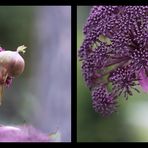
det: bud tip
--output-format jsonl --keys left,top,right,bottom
{"left": 17, "top": 45, "right": 27, "bottom": 54}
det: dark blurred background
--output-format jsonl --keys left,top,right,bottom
{"left": 0, "top": 6, "right": 71, "bottom": 142}
{"left": 77, "top": 6, "right": 148, "bottom": 142}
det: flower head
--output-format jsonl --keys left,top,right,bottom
{"left": 92, "top": 85, "right": 117, "bottom": 116}
{"left": 109, "top": 65, "right": 140, "bottom": 99}
{"left": 78, "top": 6, "right": 148, "bottom": 116}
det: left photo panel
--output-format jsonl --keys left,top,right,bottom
{"left": 0, "top": 6, "right": 71, "bottom": 142}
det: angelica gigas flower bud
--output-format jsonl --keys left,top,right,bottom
{"left": 0, "top": 45, "right": 26, "bottom": 77}
{"left": 0, "top": 45, "right": 26, "bottom": 105}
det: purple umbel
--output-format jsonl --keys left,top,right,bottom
{"left": 92, "top": 85, "right": 117, "bottom": 116}
{"left": 78, "top": 6, "right": 148, "bottom": 116}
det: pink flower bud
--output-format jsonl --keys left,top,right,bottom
{"left": 0, "top": 50, "right": 25, "bottom": 77}
{"left": 0, "top": 45, "right": 26, "bottom": 105}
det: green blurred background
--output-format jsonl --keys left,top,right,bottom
{"left": 0, "top": 6, "right": 71, "bottom": 142}
{"left": 77, "top": 6, "right": 148, "bottom": 142}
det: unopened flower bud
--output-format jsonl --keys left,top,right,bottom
{"left": 0, "top": 45, "right": 26, "bottom": 105}
{"left": 0, "top": 45, "right": 26, "bottom": 77}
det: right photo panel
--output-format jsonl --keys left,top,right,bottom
{"left": 77, "top": 6, "right": 148, "bottom": 142}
